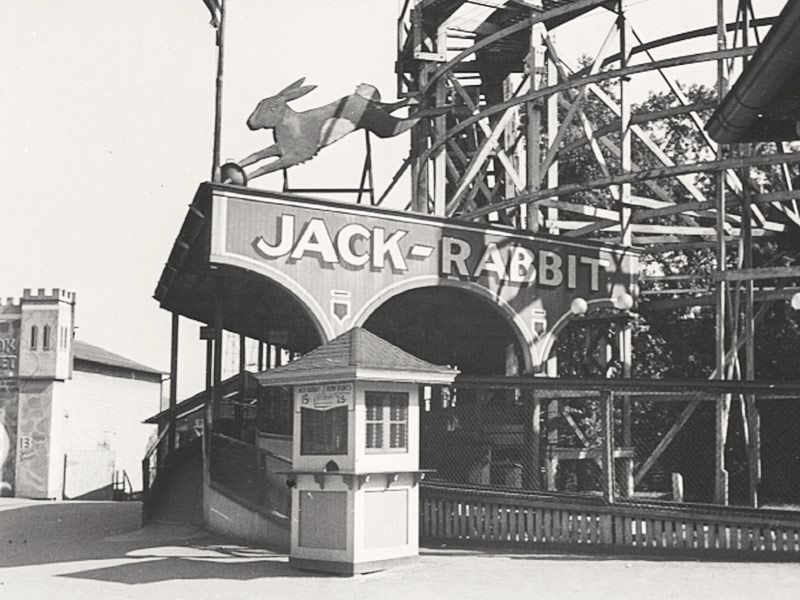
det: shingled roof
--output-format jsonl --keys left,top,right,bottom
{"left": 254, "top": 328, "right": 457, "bottom": 386}
{"left": 73, "top": 340, "right": 163, "bottom": 377}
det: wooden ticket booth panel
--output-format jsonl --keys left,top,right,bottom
{"left": 255, "top": 328, "right": 457, "bottom": 575}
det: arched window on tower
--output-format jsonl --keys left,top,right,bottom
{"left": 30, "top": 325, "right": 38, "bottom": 350}
{"left": 43, "top": 325, "right": 51, "bottom": 350}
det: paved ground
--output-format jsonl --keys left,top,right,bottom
{"left": 1, "top": 498, "right": 798, "bottom": 600}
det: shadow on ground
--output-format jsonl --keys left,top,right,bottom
{"left": 59, "top": 545, "right": 326, "bottom": 584}
{"left": 421, "top": 543, "right": 800, "bottom": 564}
{"left": 0, "top": 500, "right": 340, "bottom": 585}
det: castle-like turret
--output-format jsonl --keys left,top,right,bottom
{"left": 18, "top": 288, "right": 76, "bottom": 381}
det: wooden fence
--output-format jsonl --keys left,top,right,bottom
{"left": 420, "top": 482, "right": 800, "bottom": 556}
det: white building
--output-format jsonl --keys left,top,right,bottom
{"left": 0, "top": 289, "right": 163, "bottom": 499}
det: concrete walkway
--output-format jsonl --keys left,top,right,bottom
{"left": 1, "top": 498, "right": 798, "bottom": 600}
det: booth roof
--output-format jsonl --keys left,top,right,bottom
{"left": 253, "top": 327, "right": 457, "bottom": 385}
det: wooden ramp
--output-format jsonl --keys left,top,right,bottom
{"left": 142, "top": 438, "right": 204, "bottom": 525}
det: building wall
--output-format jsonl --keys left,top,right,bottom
{"left": 47, "top": 381, "right": 68, "bottom": 499}
{"left": 15, "top": 380, "right": 55, "bottom": 498}
{"left": 64, "top": 369, "right": 160, "bottom": 492}
{"left": 0, "top": 386, "right": 18, "bottom": 496}
{"left": 0, "top": 303, "right": 21, "bottom": 496}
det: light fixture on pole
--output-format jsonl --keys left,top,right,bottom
{"left": 791, "top": 292, "right": 800, "bottom": 310}
{"left": 570, "top": 297, "right": 588, "bottom": 315}
{"left": 613, "top": 292, "right": 635, "bottom": 311}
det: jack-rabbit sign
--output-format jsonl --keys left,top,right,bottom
{"left": 229, "top": 79, "right": 450, "bottom": 182}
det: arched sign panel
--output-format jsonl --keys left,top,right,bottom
{"left": 209, "top": 189, "right": 639, "bottom": 368}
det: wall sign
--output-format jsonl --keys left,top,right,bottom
{"left": 295, "top": 383, "right": 354, "bottom": 412}
{"left": 210, "top": 189, "right": 639, "bottom": 369}
{"left": 0, "top": 320, "right": 20, "bottom": 379}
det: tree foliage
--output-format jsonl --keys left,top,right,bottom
{"left": 556, "top": 78, "right": 800, "bottom": 380}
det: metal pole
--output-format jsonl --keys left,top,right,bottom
{"left": 618, "top": 1, "right": 632, "bottom": 247}
{"left": 526, "top": 21, "right": 543, "bottom": 231}
{"left": 602, "top": 390, "right": 616, "bottom": 504}
{"left": 211, "top": 0, "right": 227, "bottom": 181}
{"left": 714, "top": 0, "right": 730, "bottom": 506}
{"left": 168, "top": 312, "right": 179, "bottom": 453}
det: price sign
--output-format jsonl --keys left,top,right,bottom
{"left": 295, "top": 382, "right": 354, "bottom": 411}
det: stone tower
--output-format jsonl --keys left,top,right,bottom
{"left": 14, "top": 289, "right": 76, "bottom": 498}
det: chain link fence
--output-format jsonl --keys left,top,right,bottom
{"left": 420, "top": 380, "right": 800, "bottom": 510}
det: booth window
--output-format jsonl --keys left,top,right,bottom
{"left": 365, "top": 392, "right": 408, "bottom": 452}
{"left": 300, "top": 406, "right": 347, "bottom": 455}
{"left": 30, "top": 325, "right": 38, "bottom": 350}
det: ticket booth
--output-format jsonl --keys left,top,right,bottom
{"left": 255, "top": 328, "right": 457, "bottom": 575}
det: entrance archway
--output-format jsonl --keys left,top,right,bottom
{"left": 360, "top": 285, "right": 527, "bottom": 376}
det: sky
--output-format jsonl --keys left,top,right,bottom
{"left": 0, "top": 0, "right": 788, "bottom": 399}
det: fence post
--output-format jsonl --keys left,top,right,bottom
{"left": 715, "top": 393, "right": 730, "bottom": 505}
{"left": 546, "top": 399, "right": 559, "bottom": 491}
{"left": 672, "top": 472, "right": 684, "bottom": 502}
{"left": 602, "top": 390, "right": 615, "bottom": 504}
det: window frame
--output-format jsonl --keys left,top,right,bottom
{"left": 299, "top": 405, "right": 348, "bottom": 456}
{"left": 364, "top": 391, "right": 409, "bottom": 454}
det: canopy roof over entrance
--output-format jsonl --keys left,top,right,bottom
{"left": 155, "top": 183, "right": 637, "bottom": 373}
{"left": 707, "top": 1, "right": 800, "bottom": 143}
{"left": 154, "top": 184, "right": 325, "bottom": 353}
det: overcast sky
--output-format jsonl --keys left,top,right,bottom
{"left": 0, "top": 0, "right": 787, "bottom": 397}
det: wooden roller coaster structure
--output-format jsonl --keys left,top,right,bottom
{"left": 384, "top": 0, "right": 800, "bottom": 507}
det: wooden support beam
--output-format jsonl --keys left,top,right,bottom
{"left": 633, "top": 300, "right": 774, "bottom": 486}
{"left": 538, "top": 22, "right": 618, "bottom": 179}
{"left": 546, "top": 398, "right": 559, "bottom": 491}
{"left": 558, "top": 222, "right": 721, "bottom": 236}
{"left": 526, "top": 21, "right": 545, "bottom": 230}
{"left": 711, "top": 266, "right": 800, "bottom": 282}
{"left": 546, "top": 49, "right": 559, "bottom": 233}
{"left": 447, "top": 74, "right": 526, "bottom": 192}
{"left": 523, "top": 395, "right": 542, "bottom": 491}
{"left": 715, "top": 393, "right": 731, "bottom": 505}
{"left": 447, "top": 107, "right": 517, "bottom": 215}
{"left": 588, "top": 82, "right": 710, "bottom": 206}
{"left": 463, "top": 150, "right": 800, "bottom": 220}
{"left": 416, "top": 46, "right": 756, "bottom": 170}
{"left": 601, "top": 390, "right": 615, "bottom": 503}
{"left": 533, "top": 198, "right": 619, "bottom": 221}
{"left": 213, "top": 306, "right": 223, "bottom": 424}
{"left": 168, "top": 312, "right": 179, "bottom": 454}
{"left": 446, "top": 140, "right": 494, "bottom": 201}
{"left": 558, "top": 101, "right": 718, "bottom": 156}
{"left": 562, "top": 409, "right": 591, "bottom": 447}
{"left": 417, "top": 0, "right": 613, "bottom": 97}
{"left": 550, "top": 447, "right": 635, "bottom": 460}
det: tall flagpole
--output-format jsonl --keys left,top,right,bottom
{"left": 211, "top": 0, "right": 226, "bottom": 182}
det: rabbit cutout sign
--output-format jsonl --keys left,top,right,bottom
{"left": 228, "top": 79, "right": 450, "bottom": 182}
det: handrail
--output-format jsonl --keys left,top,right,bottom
{"left": 143, "top": 423, "right": 171, "bottom": 462}
{"left": 211, "top": 431, "right": 291, "bottom": 466}
{"left": 141, "top": 423, "right": 172, "bottom": 505}
{"left": 421, "top": 481, "right": 800, "bottom": 529}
